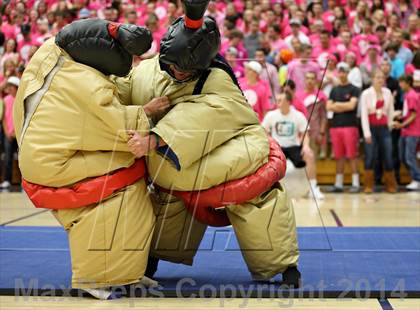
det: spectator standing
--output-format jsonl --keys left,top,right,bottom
{"left": 287, "top": 44, "right": 320, "bottom": 93}
{"left": 345, "top": 52, "right": 363, "bottom": 89}
{"left": 360, "top": 45, "right": 383, "bottom": 88}
{"left": 244, "top": 18, "right": 262, "bottom": 59}
{"left": 312, "top": 30, "right": 338, "bottom": 69}
{"left": 360, "top": 70, "right": 397, "bottom": 193}
{"left": 375, "top": 60, "right": 405, "bottom": 184}
{"left": 295, "top": 71, "right": 328, "bottom": 159}
{"left": 392, "top": 29, "right": 414, "bottom": 65}
{"left": 0, "top": 77, "right": 19, "bottom": 191}
{"left": 225, "top": 47, "right": 244, "bottom": 79}
{"left": 239, "top": 61, "right": 271, "bottom": 122}
{"left": 327, "top": 62, "right": 361, "bottom": 193}
{"left": 285, "top": 18, "right": 310, "bottom": 49}
{"left": 385, "top": 43, "right": 406, "bottom": 80}
{"left": 255, "top": 48, "right": 280, "bottom": 106}
{"left": 395, "top": 75, "right": 420, "bottom": 190}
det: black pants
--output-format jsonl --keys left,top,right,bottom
{"left": 3, "top": 136, "right": 17, "bottom": 183}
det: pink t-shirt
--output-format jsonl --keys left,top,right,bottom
{"left": 17, "top": 36, "right": 38, "bottom": 62}
{"left": 231, "top": 64, "right": 244, "bottom": 79}
{"left": 295, "top": 89, "right": 327, "bottom": 137}
{"left": 292, "top": 97, "right": 308, "bottom": 119}
{"left": 401, "top": 89, "right": 420, "bottom": 137}
{"left": 352, "top": 34, "right": 380, "bottom": 57}
{"left": 1, "top": 23, "right": 17, "bottom": 40}
{"left": 3, "top": 95, "right": 15, "bottom": 137}
{"left": 287, "top": 60, "right": 321, "bottom": 92}
{"left": 312, "top": 45, "right": 338, "bottom": 68}
{"left": 239, "top": 77, "right": 271, "bottom": 121}
{"left": 322, "top": 11, "right": 335, "bottom": 33}
{"left": 282, "top": 25, "right": 309, "bottom": 38}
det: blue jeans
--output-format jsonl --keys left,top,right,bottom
{"left": 364, "top": 126, "right": 393, "bottom": 171}
{"left": 399, "top": 136, "right": 420, "bottom": 182}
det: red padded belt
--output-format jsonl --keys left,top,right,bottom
{"left": 160, "top": 138, "right": 287, "bottom": 226}
{"left": 22, "top": 159, "right": 146, "bottom": 209}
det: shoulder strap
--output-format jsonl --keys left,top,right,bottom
{"left": 192, "top": 69, "right": 211, "bottom": 95}
{"left": 192, "top": 53, "right": 243, "bottom": 95}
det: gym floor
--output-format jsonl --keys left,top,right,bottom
{"left": 0, "top": 185, "right": 419, "bottom": 309}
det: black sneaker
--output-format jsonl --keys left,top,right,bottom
{"left": 348, "top": 186, "right": 360, "bottom": 193}
{"left": 144, "top": 256, "right": 159, "bottom": 278}
{"left": 281, "top": 266, "right": 301, "bottom": 288}
{"left": 329, "top": 186, "right": 344, "bottom": 193}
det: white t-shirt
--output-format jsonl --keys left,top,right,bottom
{"left": 262, "top": 107, "right": 308, "bottom": 148}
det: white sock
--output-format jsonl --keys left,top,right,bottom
{"left": 352, "top": 174, "right": 360, "bottom": 188}
{"left": 335, "top": 174, "right": 343, "bottom": 188}
{"left": 310, "top": 179, "right": 317, "bottom": 190}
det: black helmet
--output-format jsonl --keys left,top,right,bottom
{"left": 56, "top": 19, "right": 152, "bottom": 76}
{"left": 159, "top": 0, "right": 220, "bottom": 73}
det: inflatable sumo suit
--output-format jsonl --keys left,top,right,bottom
{"left": 116, "top": 0, "right": 299, "bottom": 281}
{"left": 13, "top": 19, "right": 156, "bottom": 289}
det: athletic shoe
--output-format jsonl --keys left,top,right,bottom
{"left": 306, "top": 186, "right": 325, "bottom": 200}
{"left": 282, "top": 266, "right": 301, "bottom": 288}
{"left": 83, "top": 288, "right": 122, "bottom": 300}
{"left": 348, "top": 186, "right": 360, "bottom": 193}
{"left": 406, "top": 181, "right": 420, "bottom": 191}
{"left": 0, "top": 181, "right": 11, "bottom": 189}
{"left": 329, "top": 186, "right": 343, "bottom": 193}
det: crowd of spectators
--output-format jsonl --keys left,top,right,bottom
{"left": 0, "top": 0, "right": 419, "bottom": 195}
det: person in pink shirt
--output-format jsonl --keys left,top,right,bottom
{"left": 360, "top": 45, "right": 383, "bottom": 88}
{"left": 236, "top": 9, "right": 253, "bottom": 35}
{"left": 284, "top": 79, "right": 308, "bottom": 118}
{"left": 407, "top": 14, "right": 420, "bottom": 51}
{"left": 255, "top": 48, "right": 281, "bottom": 106}
{"left": 309, "top": 2, "right": 326, "bottom": 31}
{"left": 225, "top": 47, "right": 244, "bottom": 79}
{"left": 239, "top": 61, "right": 271, "bottom": 122}
{"left": 394, "top": 75, "right": 420, "bottom": 190}
{"left": 220, "top": 29, "right": 248, "bottom": 65}
{"left": 287, "top": 44, "right": 321, "bottom": 93}
{"left": 312, "top": 30, "right": 338, "bottom": 68}
{"left": 349, "top": 1, "right": 368, "bottom": 34}
{"left": 375, "top": 25, "right": 389, "bottom": 50}
{"left": 33, "top": 18, "right": 52, "bottom": 46}
{"left": 142, "top": 13, "right": 165, "bottom": 58}
{"left": 0, "top": 38, "right": 19, "bottom": 75}
{"left": 206, "top": 1, "right": 225, "bottom": 28}
{"left": 335, "top": 31, "right": 360, "bottom": 64}
{"left": 16, "top": 24, "right": 38, "bottom": 63}
{"left": 1, "top": 12, "right": 19, "bottom": 40}
{"left": 283, "top": 18, "right": 310, "bottom": 41}
{"left": 345, "top": 0, "right": 359, "bottom": 18}
{"left": 352, "top": 19, "right": 380, "bottom": 59}
{"left": 266, "top": 24, "right": 288, "bottom": 54}
{"left": 295, "top": 71, "right": 328, "bottom": 159}
{"left": 0, "top": 76, "right": 19, "bottom": 190}
{"left": 322, "top": 0, "right": 337, "bottom": 33}
{"left": 308, "top": 19, "right": 324, "bottom": 46}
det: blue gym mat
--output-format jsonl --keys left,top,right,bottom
{"left": 1, "top": 226, "right": 419, "bottom": 298}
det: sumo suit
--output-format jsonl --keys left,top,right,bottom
{"left": 117, "top": 0, "right": 300, "bottom": 284}
{"left": 13, "top": 19, "right": 156, "bottom": 290}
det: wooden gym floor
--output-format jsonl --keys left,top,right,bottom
{"left": 0, "top": 187, "right": 419, "bottom": 309}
